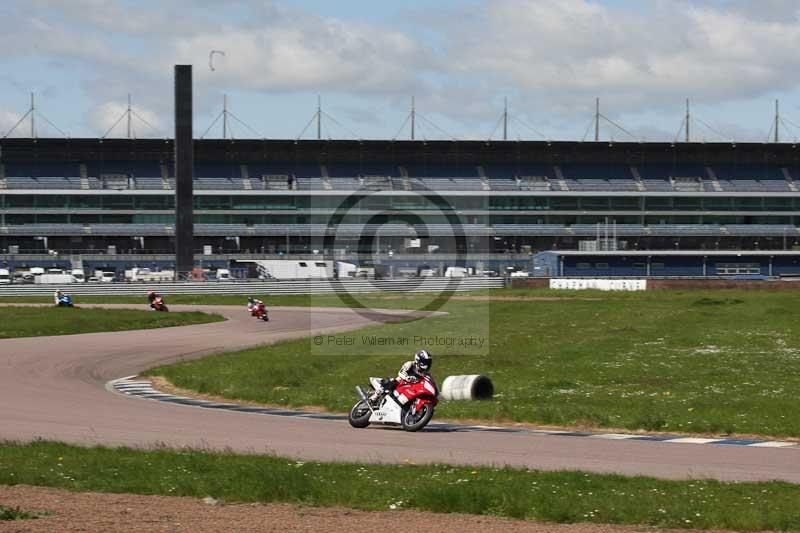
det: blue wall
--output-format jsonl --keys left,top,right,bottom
{"left": 554, "top": 253, "right": 800, "bottom": 277}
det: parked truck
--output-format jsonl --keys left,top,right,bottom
{"left": 127, "top": 268, "right": 174, "bottom": 282}
{"left": 34, "top": 273, "right": 75, "bottom": 284}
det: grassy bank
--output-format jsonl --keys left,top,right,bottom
{"left": 0, "top": 505, "right": 39, "bottom": 520}
{"left": 1, "top": 441, "right": 799, "bottom": 530}
{"left": 0, "top": 307, "right": 223, "bottom": 339}
{"left": 148, "top": 289, "right": 800, "bottom": 437}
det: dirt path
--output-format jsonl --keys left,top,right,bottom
{"left": 0, "top": 484, "right": 697, "bottom": 532}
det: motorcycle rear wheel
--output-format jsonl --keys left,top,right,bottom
{"left": 401, "top": 404, "right": 434, "bottom": 432}
{"left": 348, "top": 400, "right": 371, "bottom": 428}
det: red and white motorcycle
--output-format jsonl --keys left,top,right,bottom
{"left": 349, "top": 375, "right": 439, "bottom": 432}
{"left": 247, "top": 297, "right": 269, "bottom": 322}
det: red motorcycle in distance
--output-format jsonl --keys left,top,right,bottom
{"left": 349, "top": 375, "right": 439, "bottom": 432}
{"left": 247, "top": 297, "right": 269, "bottom": 322}
{"left": 150, "top": 296, "right": 169, "bottom": 312}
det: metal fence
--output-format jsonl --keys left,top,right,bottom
{"left": 0, "top": 277, "right": 506, "bottom": 296}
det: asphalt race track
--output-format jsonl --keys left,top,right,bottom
{"left": 1, "top": 304, "right": 799, "bottom": 483}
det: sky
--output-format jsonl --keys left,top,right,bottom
{"left": 1, "top": 0, "right": 800, "bottom": 142}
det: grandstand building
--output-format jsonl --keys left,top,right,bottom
{"left": 1, "top": 137, "right": 799, "bottom": 277}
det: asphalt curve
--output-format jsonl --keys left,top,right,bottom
{"left": 1, "top": 304, "right": 798, "bottom": 483}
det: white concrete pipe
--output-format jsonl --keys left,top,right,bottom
{"left": 440, "top": 374, "right": 494, "bottom": 401}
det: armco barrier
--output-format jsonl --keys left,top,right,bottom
{"left": 0, "top": 277, "right": 505, "bottom": 297}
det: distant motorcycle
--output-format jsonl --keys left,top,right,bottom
{"left": 56, "top": 294, "right": 73, "bottom": 307}
{"left": 349, "top": 375, "right": 439, "bottom": 432}
{"left": 150, "top": 296, "right": 169, "bottom": 312}
{"left": 251, "top": 300, "right": 269, "bottom": 322}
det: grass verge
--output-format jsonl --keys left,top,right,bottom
{"left": 147, "top": 289, "right": 800, "bottom": 438}
{"left": 0, "top": 307, "right": 223, "bottom": 339}
{"left": 0, "top": 505, "right": 40, "bottom": 520}
{"left": 0, "top": 440, "right": 798, "bottom": 530}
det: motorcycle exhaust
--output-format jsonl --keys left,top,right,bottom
{"left": 355, "top": 386, "right": 375, "bottom": 412}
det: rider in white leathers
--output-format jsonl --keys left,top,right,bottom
{"left": 369, "top": 350, "right": 432, "bottom": 404}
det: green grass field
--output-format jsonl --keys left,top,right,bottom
{"left": 1, "top": 440, "right": 798, "bottom": 530}
{"left": 145, "top": 289, "right": 800, "bottom": 438}
{"left": 0, "top": 307, "right": 223, "bottom": 339}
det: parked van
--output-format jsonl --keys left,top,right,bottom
{"left": 444, "top": 267, "right": 469, "bottom": 278}
{"left": 0, "top": 269, "right": 10, "bottom": 284}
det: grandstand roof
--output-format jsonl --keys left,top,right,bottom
{"left": 2, "top": 138, "right": 800, "bottom": 165}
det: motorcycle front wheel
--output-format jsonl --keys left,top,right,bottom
{"left": 401, "top": 404, "right": 434, "bottom": 432}
{"left": 348, "top": 400, "right": 371, "bottom": 428}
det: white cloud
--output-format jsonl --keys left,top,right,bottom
{"left": 0, "top": 110, "right": 24, "bottom": 137}
{"left": 88, "top": 100, "right": 165, "bottom": 138}
{"left": 434, "top": 0, "right": 800, "bottom": 119}
{"left": 168, "top": 16, "right": 426, "bottom": 95}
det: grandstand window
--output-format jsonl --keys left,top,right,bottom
{"left": 72, "top": 214, "right": 101, "bottom": 224}
{"left": 704, "top": 197, "right": 732, "bottom": 210}
{"left": 35, "top": 196, "right": 68, "bottom": 208}
{"left": 230, "top": 196, "right": 295, "bottom": 210}
{"left": 761, "top": 216, "right": 791, "bottom": 224}
{"left": 5, "top": 196, "right": 34, "bottom": 208}
{"left": 36, "top": 214, "right": 68, "bottom": 224}
{"left": 644, "top": 197, "right": 671, "bottom": 210}
{"left": 703, "top": 216, "right": 740, "bottom": 225}
{"left": 576, "top": 262, "right": 591, "bottom": 270}
{"left": 133, "top": 214, "right": 174, "bottom": 224}
{"left": 651, "top": 263, "right": 665, "bottom": 270}
{"left": 550, "top": 198, "right": 579, "bottom": 209}
{"left": 579, "top": 198, "right": 610, "bottom": 210}
{"left": 6, "top": 214, "right": 35, "bottom": 224}
{"left": 673, "top": 198, "right": 701, "bottom": 210}
{"left": 595, "top": 263, "right": 609, "bottom": 269}
{"left": 101, "top": 215, "right": 131, "bottom": 223}
{"left": 609, "top": 197, "right": 640, "bottom": 210}
{"left": 73, "top": 196, "right": 101, "bottom": 209}
{"left": 716, "top": 263, "right": 761, "bottom": 275}
{"left": 764, "top": 198, "right": 792, "bottom": 211}
{"left": 135, "top": 196, "right": 173, "bottom": 209}
{"left": 632, "top": 263, "right": 646, "bottom": 269}
{"left": 732, "top": 198, "right": 763, "bottom": 211}
{"left": 102, "top": 196, "right": 134, "bottom": 209}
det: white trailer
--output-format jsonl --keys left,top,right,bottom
{"left": 335, "top": 261, "right": 357, "bottom": 278}
{"left": 34, "top": 274, "right": 75, "bottom": 284}
{"left": 251, "top": 259, "right": 334, "bottom": 280}
{"left": 0, "top": 269, "right": 10, "bottom": 284}
{"left": 444, "top": 266, "right": 469, "bottom": 278}
{"left": 127, "top": 268, "right": 174, "bottom": 282}
{"left": 71, "top": 269, "right": 86, "bottom": 283}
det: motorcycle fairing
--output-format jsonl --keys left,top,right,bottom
{"left": 368, "top": 395, "right": 403, "bottom": 424}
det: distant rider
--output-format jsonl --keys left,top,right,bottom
{"left": 54, "top": 289, "right": 71, "bottom": 306}
{"left": 369, "top": 349, "right": 433, "bottom": 404}
{"left": 147, "top": 290, "right": 161, "bottom": 310}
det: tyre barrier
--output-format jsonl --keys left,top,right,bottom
{"left": 440, "top": 374, "right": 494, "bottom": 401}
